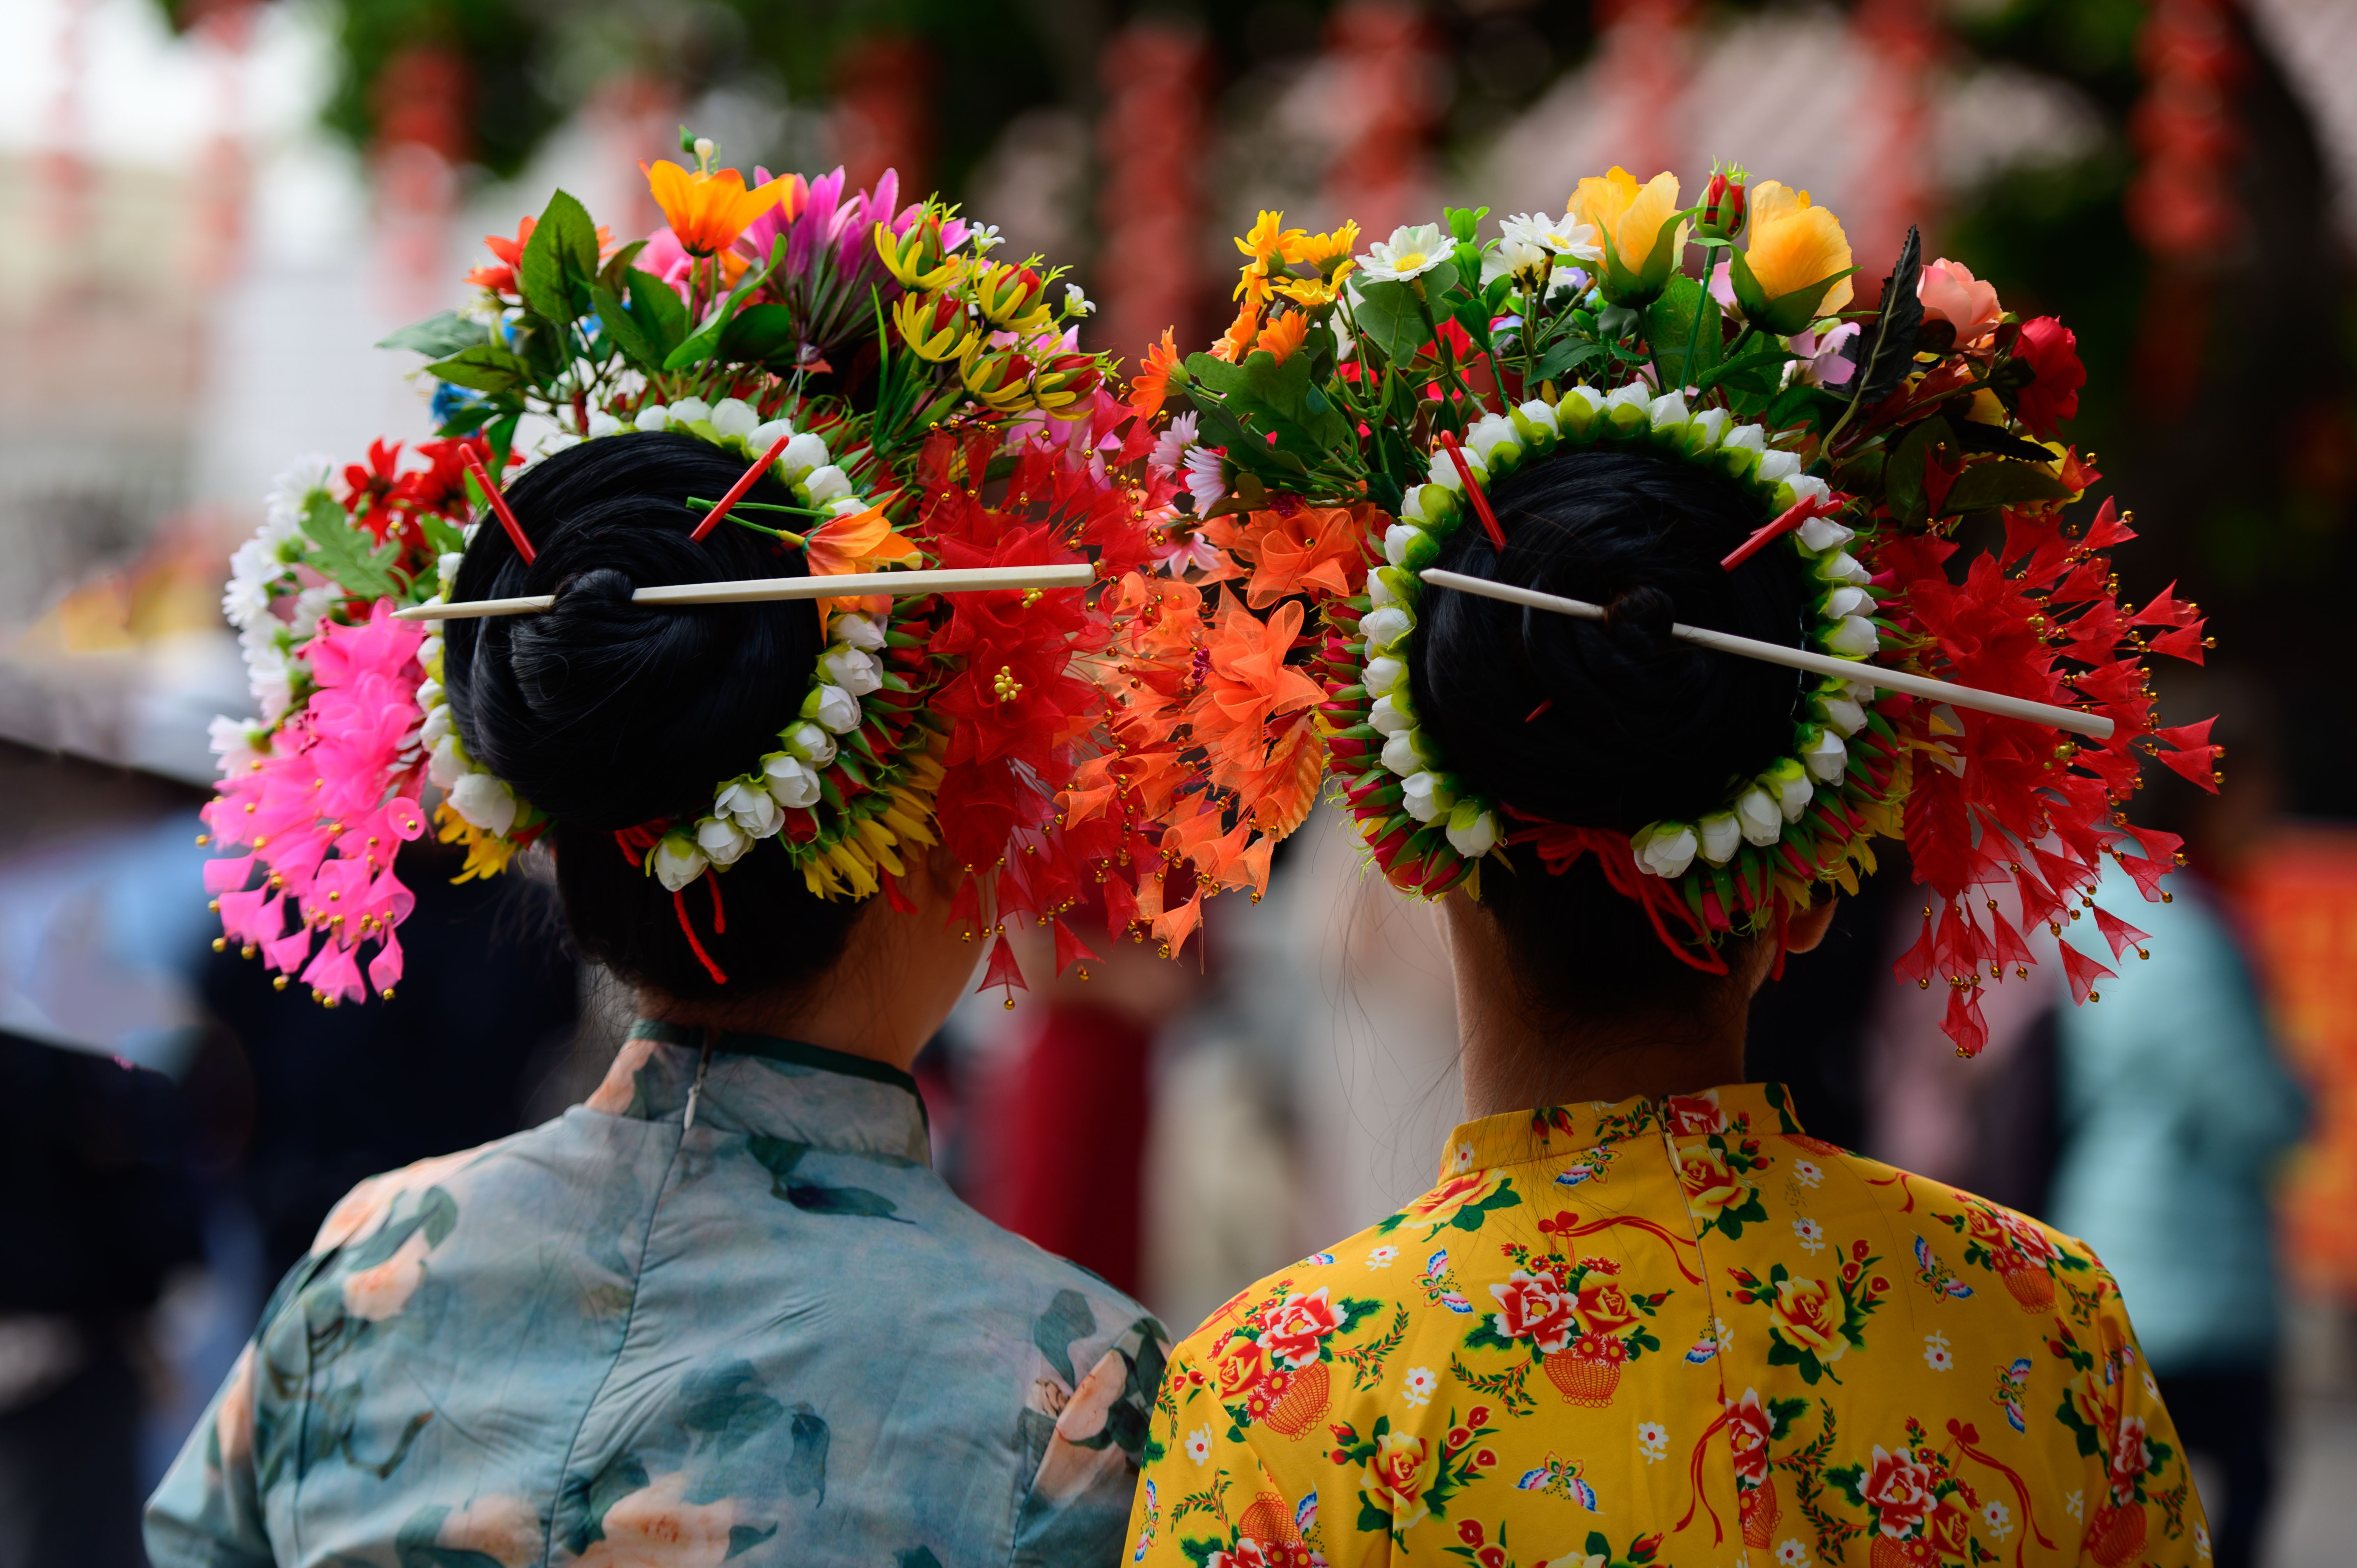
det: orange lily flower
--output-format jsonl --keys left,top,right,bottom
{"left": 641, "top": 159, "right": 795, "bottom": 257}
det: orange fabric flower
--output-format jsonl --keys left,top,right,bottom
{"left": 641, "top": 159, "right": 794, "bottom": 257}
{"left": 1191, "top": 598, "right": 1323, "bottom": 778}
{"left": 1208, "top": 505, "right": 1373, "bottom": 609}
{"left": 1211, "top": 300, "right": 1262, "bottom": 364}
{"left": 1131, "top": 328, "right": 1181, "bottom": 424}
{"left": 805, "top": 504, "right": 923, "bottom": 620}
{"left": 1254, "top": 311, "right": 1309, "bottom": 366}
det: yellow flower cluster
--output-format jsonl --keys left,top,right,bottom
{"left": 798, "top": 743, "right": 947, "bottom": 900}
{"left": 1216, "top": 211, "right": 1361, "bottom": 365}
{"left": 878, "top": 205, "right": 1105, "bottom": 420}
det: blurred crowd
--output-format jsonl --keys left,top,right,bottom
{"left": 11, "top": 0, "right": 2357, "bottom": 1563}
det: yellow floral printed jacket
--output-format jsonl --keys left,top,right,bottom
{"left": 1125, "top": 1083, "right": 2208, "bottom": 1568}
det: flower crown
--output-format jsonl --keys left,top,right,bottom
{"left": 204, "top": 137, "right": 1168, "bottom": 1005}
{"left": 1117, "top": 166, "right": 2219, "bottom": 1054}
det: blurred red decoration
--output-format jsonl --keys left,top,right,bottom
{"left": 371, "top": 44, "right": 470, "bottom": 316}
{"left": 2127, "top": 0, "right": 2247, "bottom": 418}
{"left": 1319, "top": 0, "right": 1442, "bottom": 242}
{"left": 1591, "top": 0, "right": 1691, "bottom": 191}
{"left": 187, "top": 0, "right": 258, "bottom": 290}
{"left": 1849, "top": 0, "right": 1943, "bottom": 304}
{"left": 40, "top": 0, "right": 91, "bottom": 255}
{"left": 832, "top": 34, "right": 933, "bottom": 200}
{"left": 593, "top": 73, "right": 679, "bottom": 249}
{"left": 1093, "top": 19, "right": 1211, "bottom": 363}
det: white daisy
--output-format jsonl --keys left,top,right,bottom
{"left": 1636, "top": 1420, "right": 1668, "bottom": 1462}
{"left": 2067, "top": 1489, "right": 2084, "bottom": 1520}
{"left": 1357, "top": 223, "right": 1450, "bottom": 284}
{"left": 2194, "top": 1524, "right": 2211, "bottom": 1559}
{"left": 1367, "top": 1245, "right": 1400, "bottom": 1270}
{"left": 1185, "top": 1424, "right": 1212, "bottom": 1464}
{"left": 1401, "top": 1366, "right": 1438, "bottom": 1407}
{"left": 1791, "top": 1160, "right": 1823, "bottom": 1188}
{"left": 1500, "top": 210, "right": 1602, "bottom": 262}
{"left": 1792, "top": 1217, "right": 1827, "bottom": 1254}
{"left": 1924, "top": 1331, "right": 1954, "bottom": 1372}
{"left": 1983, "top": 1500, "right": 2012, "bottom": 1540}
{"left": 1447, "top": 1140, "right": 1478, "bottom": 1175}
{"left": 1775, "top": 1541, "right": 1810, "bottom": 1567}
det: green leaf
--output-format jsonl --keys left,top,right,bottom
{"left": 597, "top": 238, "right": 648, "bottom": 297}
{"left": 1530, "top": 334, "right": 1604, "bottom": 385}
{"left": 518, "top": 189, "right": 599, "bottom": 325}
{"left": 299, "top": 490, "right": 408, "bottom": 600}
{"left": 1884, "top": 416, "right": 1955, "bottom": 524}
{"left": 718, "top": 303, "right": 802, "bottom": 366}
{"left": 1350, "top": 278, "right": 1429, "bottom": 367}
{"left": 1643, "top": 274, "right": 1722, "bottom": 383}
{"left": 425, "top": 344, "right": 532, "bottom": 394}
{"left": 377, "top": 311, "right": 489, "bottom": 358}
{"left": 1939, "top": 458, "right": 2072, "bottom": 515}
{"left": 782, "top": 1182, "right": 908, "bottom": 1221}
{"left": 1034, "top": 1289, "right": 1098, "bottom": 1386}
{"left": 1700, "top": 339, "right": 1787, "bottom": 398}
{"left": 664, "top": 237, "right": 786, "bottom": 371}
{"left": 419, "top": 1187, "right": 458, "bottom": 1247}
{"left": 592, "top": 284, "right": 664, "bottom": 373}
{"left": 625, "top": 268, "right": 690, "bottom": 355}
{"left": 421, "top": 514, "right": 468, "bottom": 557}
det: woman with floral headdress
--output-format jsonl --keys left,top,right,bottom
{"left": 1115, "top": 175, "right": 2212, "bottom": 1568}
{"left": 148, "top": 145, "right": 1181, "bottom": 1567}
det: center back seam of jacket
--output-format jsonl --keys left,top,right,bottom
{"left": 537, "top": 1122, "right": 691, "bottom": 1568}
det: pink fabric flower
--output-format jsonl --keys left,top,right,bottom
{"left": 1917, "top": 258, "right": 2002, "bottom": 349}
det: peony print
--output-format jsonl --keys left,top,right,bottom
{"left": 573, "top": 1471, "right": 739, "bottom": 1568}
{"left": 1123, "top": 1084, "right": 2208, "bottom": 1568}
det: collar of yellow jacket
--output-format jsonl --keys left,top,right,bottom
{"left": 1435, "top": 1081, "right": 1816, "bottom": 1183}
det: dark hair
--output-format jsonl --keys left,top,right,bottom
{"left": 1410, "top": 445, "right": 1811, "bottom": 1022}
{"left": 441, "top": 432, "right": 866, "bottom": 1000}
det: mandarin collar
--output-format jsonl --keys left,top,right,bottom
{"left": 587, "top": 1019, "right": 931, "bottom": 1166}
{"left": 1433, "top": 1082, "right": 1808, "bottom": 1182}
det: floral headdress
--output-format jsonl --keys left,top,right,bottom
{"left": 203, "top": 135, "right": 1168, "bottom": 1005}
{"left": 1116, "top": 168, "right": 2218, "bottom": 1054}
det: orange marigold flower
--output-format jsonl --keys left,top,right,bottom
{"left": 641, "top": 159, "right": 794, "bottom": 258}
{"left": 1236, "top": 210, "right": 1309, "bottom": 266}
{"left": 1131, "top": 328, "right": 1181, "bottom": 424}
{"left": 1255, "top": 311, "right": 1310, "bottom": 366}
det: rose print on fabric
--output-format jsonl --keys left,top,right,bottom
{"left": 1330, "top": 1404, "right": 1500, "bottom": 1544}
{"left": 1935, "top": 1198, "right": 2096, "bottom": 1317}
{"left": 1208, "top": 1283, "right": 1383, "bottom": 1439}
{"left": 1726, "top": 1238, "right": 1891, "bottom": 1386}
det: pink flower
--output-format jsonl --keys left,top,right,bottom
{"left": 1160, "top": 530, "right": 1225, "bottom": 577}
{"left": 2111, "top": 1416, "right": 2150, "bottom": 1481}
{"left": 1789, "top": 321, "right": 1859, "bottom": 387}
{"left": 1182, "top": 445, "right": 1228, "bottom": 513}
{"left": 1150, "top": 412, "right": 1200, "bottom": 480}
{"left": 341, "top": 1229, "right": 430, "bottom": 1320}
{"left": 574, "top": 1472, "right": 736, "bottom": 1568}
{"left": 1917, "top": 258, "right": 2002, "bottom": 349}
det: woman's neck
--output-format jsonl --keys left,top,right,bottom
{"left": 1439, "top": 898, "right": 1752, "bottom": 1119}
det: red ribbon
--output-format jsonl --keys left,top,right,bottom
{"left": 689, "top": 434, "right": 793, "bottom": 542}
{"left": 1947, "top": 1419, "right": 2056, "bottom": 1566}
{"left": 1675, "top": 1404, "right": 1735, "bottom": 1543}
{"left": 616, "top": 821, "right": 728, "bottom": 985}
{"left": 1500, "top": 809, "right": 1730, "bottom": 976}
{"left": 463, "top": 452, "right": 535, "bottom": 565}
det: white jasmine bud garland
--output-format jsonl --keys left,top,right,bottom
{"left": 709, "top": 398, "right": 760, "bottom": 439}
{"left": 449, "top": 771, "right": 519, "bottom": 837}
{"left": 652, "top": 833, "right": 709, "bottom": 892}
{"left": 717, "top": 779, "right": 784, "bottom": 839}
{"left": 1768, "top": 758, "right": 1813, "bottom": 822}
{"left": 762, "top": 751, "right": 822, "bottom": 809}
{"left": 784, "top": 721, "right": 837, "bottom": 767}
{"left": 1801, "top": 727, "right": 1849, "bottom": 783}
{"left": 1697, "top": 811, "right": 1742, "bottom": 866}
{"left": 1364, "top": 655, "right": 1406, "bottom": 696}
{"left": 1814, "top": 690, "right": 1868, "bottom": 736}
{"left": 1633, "top": 821, "right": 1698, "bottom": 878}
{"left": 832, "top": 614, "right": 888, "bottom": 652}
{"left": 804, "top": 683, "right": 863, "bottom": 734}
{"left": 780, "top": 431, "right": 830, "bottom": 480}
{"left": 1445, "top": 800, "right": 1500, "bottom": 858}
{"left": 696, "top": 814, "right": 753, "bottom": 866}
{"left": 1401, "top": 770, "right": 1454, "bottom": 823}
{"left": 1736, "top": 786, "right": 1783, "bottom": 846}
{"left": 804, "top": 465, "right": 855, "bottom": 504}
{"left": 1360, "top": 605, "right": 1413, "bottom": 650}
{"left": 1369, "top": 693, "right": 1414, "bottom": 735}
{"left": 822, "top": 646, "right": 884, "bottom": 696}
{"left": 1822, "top": 616, "right": 1880, "bottom": 657}
{"left": 668, "top": 396, "right": 712, "bottom": 424}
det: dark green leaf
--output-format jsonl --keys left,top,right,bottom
{"left": 680, "top": 1360, "right": 783, "bottom": 1456}
{"left": 421, "top": 515, "right": 468, "bottom": 557}
{"left": 625, "top": 268, "right": 690, "bottom": 355}
{"left": 727, "top": 1524, "right": 780, "bottom": 1560}
{"left": 1940, "top": 458, "right": 2072, "bottom": 515}
{"left": 425, "top": 344, "right": 531, "bottom": 394}
{"left": 782, "top": 1183, "right": 907, "bottom": 1221}
{"left": 1034, "top": 1288, "right": 1098, "bottom": 1386}
{"left": 1530, "top": 334, "right": 1604, "bottom": 386}
{"left": 377, "top": 312, "right": 489, "bottom": 358}
{"left": 1952, "top": 420, "right": 2060, "bottom": 463}
{"left": 419, "top": 1188, "right": 457, "bottom": 1247}
{"left": 1884, "top": 416, "right": 1955, "bottom": 524}
{"left": 1848, "top": 225, "right": 1923, "bottom": 413}
{"left": 597, "top": 238, "right": 649, "bottom": 297}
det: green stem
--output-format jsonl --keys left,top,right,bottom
{"left": 1412, "top": 285, "right": 1478, "bottom": 411}
{"left": 687, "top": 496, "right": 831, "bottom": 518}
{"left": 1675, "top": 247, "right": 1718, "bottom": 393}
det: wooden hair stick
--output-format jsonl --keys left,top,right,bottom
{"left": 392, "top": 562, "right": 1095, "bottom": 622}
{"left": 1419, "top": 568, "right": 2115, "bottom": 741}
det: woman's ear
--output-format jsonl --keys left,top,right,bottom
{"left": 1785, "top": 896, "right": 1841, "bottom": 955}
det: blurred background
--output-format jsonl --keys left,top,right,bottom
{"left": 4, "top": 0, "right": 2357, "bottom": 1562}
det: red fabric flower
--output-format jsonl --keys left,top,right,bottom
{"left": 2012, "top": 316, "right": 2085, "bottom": 437}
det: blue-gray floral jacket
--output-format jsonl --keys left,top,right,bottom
{"left": 147, "top": 1021, "right": 1168, "bottom": 1568}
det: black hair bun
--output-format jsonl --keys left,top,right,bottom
{"left": 1412, "top": 445, "right": 1808, "bottom": 830}
{"left": 438, "top": 431, "right": 863, "bottom": 1000}
{"left": 443, "top": 432, "right": 822, "bottom": 830}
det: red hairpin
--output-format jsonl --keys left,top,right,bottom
{"left": 689, "top": 435, "right": 793, "bottom": 542}
{"left": 1436, "top": 430, "right": 1510, "bottom": 553}
{"left": 462, "top": 452, "right": 535, "bottom": 565}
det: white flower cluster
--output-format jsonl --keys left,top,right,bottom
{"left": 416, "top": 549, "right": 524, "bottom": 839}
{"left": 219, "top": 456, "right": 339, "bottom": 729}
{"left": 1362, "top": 378, "right": 1883, "bottom": 889}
